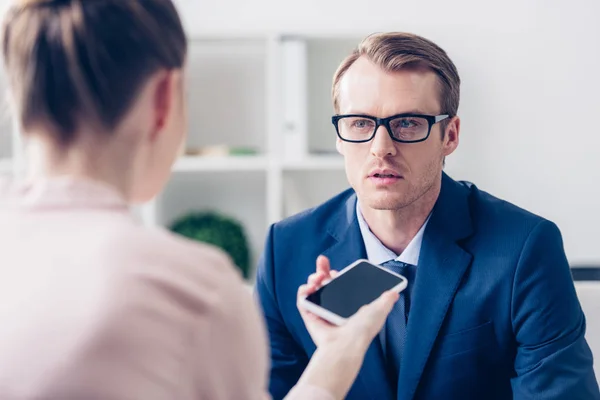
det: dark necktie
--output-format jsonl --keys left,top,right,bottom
{"left": 381, "top": 260, "right": 416, "bottom": 381}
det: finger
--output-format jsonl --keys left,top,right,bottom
{"left": 307, "top": 273, "right": 320, "bottom": 286}
{"left": 297, "top": 298, "right": 334, "bottom": 331}
{"left": 306, "top": 274, "right": 328, "bottom": 294}
{"left": 365, "top": 290, "right": 399, "bottom": 321}
{"left": 376, "top": 290, "right": 400, "bottom": 314}
{"left": 297, "top": 301, "right": 311, "bottom": 318}
{"left": 308, "top": 270, "right": 328, "bottom": 283}
{"left": 297, "top": 284, "right": 310, "bottom": 300}
{"left": 306, "top": 314, "right": 334, "bottom": 330}
{"left": 299, "top": 307, "right": 335, "bottom": 329}
{"left": 297, "top": 284, "right": 316, "bottom": 313}
{"left": 308, "top": 270, "right": 331, "bottom": 290}
{"left": 322, "top": 269, "right": 339, "bottom": 285}
{"left": 351, "top": 290, "right": 399, "bottom": 333}
{"left": 316, "top": 255, "right": 331, "bottom": 276}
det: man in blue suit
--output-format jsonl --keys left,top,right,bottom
{"left": 255, "top": 32, "right": 599, "bottom": 399}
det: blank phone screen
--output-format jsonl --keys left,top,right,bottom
{"left": 305, "top": 261, "right": 405, "bottom": 319}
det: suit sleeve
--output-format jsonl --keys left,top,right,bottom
{"left": 254, "top": 224, "right": 311, "bottom": 400}
{"left": 510, "top": 220, "right": 600, "bottom": 399}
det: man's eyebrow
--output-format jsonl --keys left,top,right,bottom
{"left": 341, "top": 109, "right": 436, "bottom": 116}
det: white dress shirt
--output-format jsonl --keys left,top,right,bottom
{"left": 355, "top": 200, "right": 429, "bottom": 266}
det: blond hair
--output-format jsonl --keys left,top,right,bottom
{"left": 332, "top": 32, "right": 460, "bottom": 118}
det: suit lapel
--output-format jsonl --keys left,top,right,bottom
{"left": 397, "top": 173, "right": 474, "bottom": 400}
{"left": 322, "top": 193, "right": 395, "bottom": 400}
{"left": 322, "top": 193, "right": 366, "bottom": 271}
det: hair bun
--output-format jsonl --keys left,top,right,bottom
{"left": 17, "top": 0, "right": 52, "bottom": 5}
{"left": 16, "top": 0, "right": 71, "bottom": 7}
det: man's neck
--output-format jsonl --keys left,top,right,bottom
{"left": 359, "top": 180, "right": 441, "bottom": 255}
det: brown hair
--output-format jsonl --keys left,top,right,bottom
{"left": 2, "top": 0, "right": 187, "bottom": 145}
{"left": 332, "top": 32, "right": 460, "bottom": 119}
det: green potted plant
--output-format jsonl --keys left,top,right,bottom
{"left": 170, "top": 211, "right": 251, "bottom": 279}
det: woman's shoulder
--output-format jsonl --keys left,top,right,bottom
{"left": 97, "top": 222, "right": 262, "bottom": 335}
{"left": 104, "top": 222, "right": 244, "bottom": 288}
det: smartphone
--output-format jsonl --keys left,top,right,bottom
{"left": 299, "top": 259, "right": 407, "bottom": 326}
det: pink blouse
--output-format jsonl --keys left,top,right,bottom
{"left": 0, "top": 177, "right": 332, "bottom": 400}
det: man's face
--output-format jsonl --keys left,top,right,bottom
{"left": 335, "top": 57, "right": 459, "bottom": 212}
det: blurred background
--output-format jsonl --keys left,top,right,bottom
{"left": 0, "top": 0, "right": 598, "bottom": 280}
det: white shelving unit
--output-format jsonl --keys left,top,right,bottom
{"left": 0, "top": 158, "right": 12, "bottom": 177}
{"left": 141, "top": 33, "right": 359, "bottom": 275}
{"left": 282, "top": 155, "right": 345, "bottom": 170}
{"left": 173, "top": 155, "right": 269, "bottom": 172}
{"left": 2, "top": 32, "right": 363, "bottom": 277}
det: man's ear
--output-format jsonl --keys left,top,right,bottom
{"left": 442, "top": 116, "right": 460, "bottom": 157}
{"left": 150, "top": 71, "right": 175, "bottom": 142}
{"left": 336, "top": 138, "right": 345, "bottom": 156}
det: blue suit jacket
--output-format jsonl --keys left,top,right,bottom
{"left": 255, "top": 173, "right": 599, "bottom": 399}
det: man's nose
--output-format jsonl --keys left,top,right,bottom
{"left": 370, "top": 124, "right": 397, "bottom": 158}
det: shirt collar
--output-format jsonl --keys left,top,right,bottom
{"left": 356, "top": 200, "right": 430, "bottom": 266}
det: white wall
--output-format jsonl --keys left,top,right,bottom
{"left": 174, "top": 0, "right": 600, "bottom": 265}
{"left": 0, "top": 0, "right": 597, "bottom": 264}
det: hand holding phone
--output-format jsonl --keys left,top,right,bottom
{"left": 293, "top": 256, "right": 399, "bottom": 399}
{"left": 299, "top": 258, "right": 407, "bottom": 326}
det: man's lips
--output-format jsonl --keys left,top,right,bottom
{"left": 368, "top": 168, "right": 402, "bottom": 179}
{"left": 367, "top": 168, "right": 404, "bottom": 185}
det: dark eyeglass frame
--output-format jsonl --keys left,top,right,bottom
{"left": 331, "top": 113, "right": 450, "bottom": 143}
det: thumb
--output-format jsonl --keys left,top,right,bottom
{"left": 351, "top": 290, "right": 399, "bottom": 336}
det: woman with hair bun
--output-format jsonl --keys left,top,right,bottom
{"left": 0, "top": 1, "right": 397, "bottom": 399}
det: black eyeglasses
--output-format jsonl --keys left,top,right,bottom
{"left": 331, "top": 113, "right": 450, "bottom": 143}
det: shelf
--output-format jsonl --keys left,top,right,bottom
{"left": 186, "top": 40, "right": 267, "bottom": 153}
{"left": 0, "top": 70, "right": 13, "bottom": 159}
{"left": 172, "top": 155, "right": 268, "bottom": 172}
{"left": 172, "top": 155, "right": 344, "bottom": 172}
{"left": 306, "top": 38, "right": 360, "bottom": 154}
{"left": 0, "top": 138, "right": 11, "bottom": 159}
{"left": 282, "top": 155, "right": 344, "bottom": 170}
{"left": 0, "top": 158, "right": 12, "bottom": 174}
